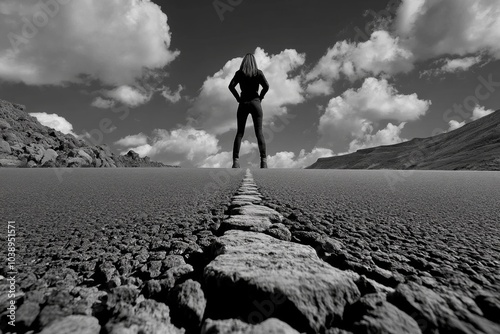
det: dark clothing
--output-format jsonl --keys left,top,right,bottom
{"left": 229, "top": 69, "right": 269, "bottom": 160}
{"left": 229, "top": 70, "right": 269, "bottom": 102}
{"left": 232, "top": 99, "right": 266, "bottom": 159}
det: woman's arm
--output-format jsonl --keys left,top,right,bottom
{"left": 228, "top": 71, "right": 241, "bottom": 103}
{"left": 259, "top": 70, "right": 269, "bottom": 101}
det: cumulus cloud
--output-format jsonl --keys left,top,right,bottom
{"left": 447, "top": 120, "right": 466, "bottom": 132}
{"left": 444, "top": 105, "right": 493, "bottom": 133}
{"left": 115, "top": 129, "right": 261, "bottom": 168}
{"left": 91, "top": 97, "right": 116, "bottom": 109}
{"left": 189, "top": 47, "right": 306, "bottom": 135}
{"left": 162, "top": 85, "right": 184, "bottom": 103}
{"left": 306, "top": 31, "right": 414, "bottom": 95}
{"left": 318, "top": 77, "right": 431, "bottom": 148}
{"left": 471, "top": 105, "right": 494, "bottom": 121}
{"left": 267, "top": 147, "right": 335, "bottom": 168}
{"left": 30, "top": 112, "right": 77, "bottom": 137}
{"left": 114, "top": 133, "right": 149, "bottom": 147}
{"left": 115, "top": 127, "right": 221, "bottom": 167}
{"left": 201, "top": 143, "right": 333, "bottom": 169}
{"left": 115, "top": 127, "right": 332, "bottom": 169}
{"left": 0, "top": 0, "right": 179, "bottom": 86}
{"left": 198, "top": 151, "right": 232, "bottom": 168}
{"left": 103, "top": 85, "right": 151, "bottom": 107}
{"left": 200, "top": 141, "right": 258, "bottom": 168}
{"left": 394, "top": 0, "right": 500, "bottom": 60}
{"left": 306, "top": 0, "right": 500, "bottom": 94}
{"left": 305, "top": 79, "right": 332, "bottom": 96}
{"left": 349, "top": 122, "right": 406, "bottom": 152}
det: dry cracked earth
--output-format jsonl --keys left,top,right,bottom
{"left": 0, "top": 168, "right": 499, "bottom": 334}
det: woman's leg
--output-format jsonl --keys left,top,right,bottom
{"left": 250, "top": 100, "right": 267, "bottom": 159}
{"left": 233, "top": 103, "right": 249, "bottom": 160}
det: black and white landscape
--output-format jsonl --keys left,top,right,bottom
{"left": 1, "top": 0, "right": 500, "bottom": 334}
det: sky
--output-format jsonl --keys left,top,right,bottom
{"left": 1, "top": 0, "right": 499, "bottom": 168}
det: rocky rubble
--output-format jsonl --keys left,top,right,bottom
{"left": 0, "top": 168, "right": 244, "bottom": 334}
{"left": 0, "top": 99, "right": 175, "bottom": 168}
{"left": 200, "top": 170, "right": 500, "bottom": 333}
{"left": 1, "top": 168, "right": 499, "bottom": 333}
{"left": 251, "top": 171, "right": 500, "bottom": 333}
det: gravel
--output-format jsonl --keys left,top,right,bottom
{"left": 1, "top": 168, "right": 499, "bottom": 333}
{"left": 0, "top": 168, "right": 244, "bottom": 333}
{"left": 252, "top": 169, "right": 500, "bottom": 296}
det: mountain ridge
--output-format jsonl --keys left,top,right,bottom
{"left": 0, "top": 98, "right": 177, "bottom": 168}
{"left": 307, "top": 109, "right": 500, "bottom": 170}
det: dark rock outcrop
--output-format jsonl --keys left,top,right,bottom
{"left": 0, "top": 99, "right": 177, "bottom": 168}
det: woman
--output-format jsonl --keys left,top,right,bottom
{"left": 228, "top": 53, "right": 270, "bottom": 168}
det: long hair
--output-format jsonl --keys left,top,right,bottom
{"left": 240, "top": 53, "right": 258, "bottom": 77}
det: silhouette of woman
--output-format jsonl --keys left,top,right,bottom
{"left": 229, "top": 53, "right": 270, "bottom": 168}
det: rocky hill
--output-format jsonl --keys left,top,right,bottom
{"left": 307, "top": 109, "right": 500, "bottom": 170}
{"left": 0, "top": 99, "right": 176, "bottom": 168}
